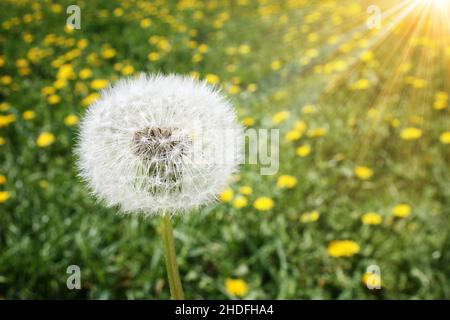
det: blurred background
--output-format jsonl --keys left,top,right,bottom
{"left": 0, "top": 0, "right": 449, "bottom": 299}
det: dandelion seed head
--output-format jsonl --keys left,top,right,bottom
{"left": 76, "top": 74, "right": 242, "bottom": 216}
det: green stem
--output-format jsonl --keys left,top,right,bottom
{"left": 160, "top": 214, "right": 184, "bottom": 300}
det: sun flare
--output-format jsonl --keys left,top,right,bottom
{"left": 419, "top": 0, "right": 450, "bottom": 10}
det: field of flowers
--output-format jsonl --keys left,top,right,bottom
{"left": 0, "top": 0, "right": 449, "bottom": 299}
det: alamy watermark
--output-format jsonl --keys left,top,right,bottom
{"left": 365, "top": 264, "right": 381, "bottom": 290}
{"left": 367, "top": 5, "right": 382, "bottom": 30}
{"left": 66, "top": 265, "right": 81, "bottom": 290}
{"left": 66, "top": 5, "right": 81, "bottom": 30}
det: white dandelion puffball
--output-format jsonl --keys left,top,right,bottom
{"left": 76, "top": 74, "right": 242, "bottom": 215}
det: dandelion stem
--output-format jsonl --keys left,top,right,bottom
{"left": 160, "top": 214, "right": 184, "bottom": 300}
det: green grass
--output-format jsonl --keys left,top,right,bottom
{"left": 0, "top": 0, "right": 449, "bottom": 299}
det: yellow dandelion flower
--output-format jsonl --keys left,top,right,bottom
{"left": 285, "top": 130, "right": 302, "bottom": 142}
{"left": 242, "top": 117, "right": 255, "bottom": 127}
{"left": 270, "top": 59, "right": 282, "bottom": 70}
{"left": 36, "top": 132, "right": 55, "bottom": 147}
{"left": 253, "top": 197, "right": 274, "bottom": 211}
{"left": 50, "top": 4, "right": 62, "bottom": 13}
{"left": 82, "top": 93, "right": 100, "bottom": 107}
{"left": 205, "top": 73, "right": 220, "bottom": 85}
{"left": 157, "top": 39, "right": 171, "bottom": 52}
{"left": 294, "top": 120, "right": 307, "bottom": 133}
{"left": 296, "top": 144, "right": 311, "bottom": 157}
{"left": 327, "top": 240, "right": 360, "bottom": 258}
{"left": 0, "top": 102, "right": 9, "bottom": 111}
{"left": 212, "top": 19, "right": 223, "bottom": 29}
{"left": 399, "top": 62, "right": 411, "bottom": 73}
{"left": 188, "top": 41, "right": 197, "bottom": 49}
{"left": 41, "top": 86, "right": 56, "bottom": 96}
{"left": 87, "top": 53, "right": 100, "bottom": 66}
{"left": 0, "top": 191, "right": 11, "bottom": 203}
{"left": 239, "top": 186, "right": 253, "bottom": 196}
{"left": 351, "top": 79, "right": 370, "bottom": 90}
{"left": 435, "top": 91, "right": 448, "bottom": 101}
{"left": 302, "top": 104, "right": 317, "bottom": 114}
{"left": 354, "top": 166, "right": 374, "bottom": 180}
{"left": 51, "top": 58, "right": 64, "bottom": 69}
{"left": 149, "top": 35, "right": 160, "bottom": 45}
{"left": 113, "top": 7, "right": 123, "bottom": 17}
{"left": 16, "top": 59, "right": 29, "bottom": 68}
{"left": 91, "top": 78, "right": 109, "bottom": 90}
{"left": 64, "top": 114, "right": 79, "bottom": 126}
{"left": 27, "top": 47, "right": 47, "bottom": 63}
{"left": 306, "top": 48, "right": 319, "bottom": 58}
{"left": 328, "top": 35, "right": 339, "bottom": 44}
{"left": 367, "top": 108, "right": 378, "bottom": 119}
{"left": 39, "top": 179, "right": 49, "bottom": 189}
{"left": 56, "top": 64, "right": 75, "bottom": 80}
{"left": 121, "top": 65, "right": 134, "bottom": 76}
{"left": 76, "top": 83, "right": 88, "bottom": 95}
{"left": 308, "top": 32, "right": 319, "bottom": 42}
{"left": 140, "top": 18, "right": 152, "bottom": 28}
{"left": 360, "top": 50, "right": 374, "bottom": 62}
{"left": 64, "top": 25, "right": 75, "bottom": 34}
{"left": 53, "top": 79, "right": 67, "bottom": 89}
{"left": 391, "top": 118, "right": 400, "bottom": 128}
{"left": 307, "top": 127, "right": 326, "bottom": 138}
{"left": 77, "top": 39, "right": 89, "bottom": 49}
{"left": 47, "top": 94, "right": 61, "bottom": 105}
{"left": 300, "top": 210, "right": 320, "bottom": 223}
{"left": 18, "top": 67, "right": 31, "bottom": 76}
{"left": 22, "top": 110, "right": 36, "bottom": 120}
{"left": 439, "top": 132, "right": 450, "bottom": 144}
{"left": 198, "top": 44, "right": 208, "bottom": 53}
{"left": 228, "top": 85, "right": 240, "bottom": 95}
{"left": 434, "top": 99, "right": 448, "bottom": 110}
{"left": 219, "top": 188, "right": 234, "bottom": 203}
{"left": 400, "top": 127, "right": 422, "bottom": 140}
{"left": 277, "top": 175, "right": 297, "bottom": 189}
{"left": 392, "top": 204, "right": 411, "bottom": 218}
{"left": 0, "top": 175, "right": 6, "bottom": 185}
{"left": 247, "top": 83, "right": 257, "bottom": 92}
{"left": 272, "top": 111, "right": 290, "bottom": 125}
{"left": 238, "top": 44, "right": 251, "bottom": 55}
{"left": 1, "top": 75, "right": 13, "bottom": 85}
{"left": 233, "top": 196, "right": 248, "bottom": 209}
{"left": 79, "top": 68, "right": 92, "bottom": 79}
{"left": 362, "top": 272, "right": 382, "bottom": 289}
{"left": 0, "top": 114, "right": 16, "bottom": 128}
{"left": 147, "top": 52, "right": 160, "bottom": 61}
{"left": 0, "top": 137, "right": 5, "bottom": 145}
{"left": 113, "top": 63, "right": 123, "bottom": 71}
{"left": 412, "top": 78, "right": 427, "bottom": 88}
{"left": 189, "top": 71, "right": 200, "bottom": 79}
{"left": 361, "top": 212, "right": 382, "bottom": 225}
{"left": 192, "top": 53, "right": 203, "bottom": 63}
{"left": 225, "top": 278, "right": 248, "bottom": 297}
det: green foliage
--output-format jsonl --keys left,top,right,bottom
{"left": 0, "top": 0, "right": 449, "bottom": 299}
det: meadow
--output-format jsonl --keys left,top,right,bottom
{"left": 0, "top": 0, "right": 449, "bottom": 299}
